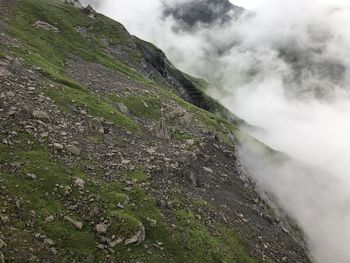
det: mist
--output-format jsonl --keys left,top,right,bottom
{"left": 85, "top": 0, "right": 350, "bottom": 262}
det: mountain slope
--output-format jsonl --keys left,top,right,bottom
{"left": 0, "top": 0, "right": 310, "bottom": 262}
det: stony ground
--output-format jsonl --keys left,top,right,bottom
{"left": 0, "top": 0, "right": 312, "bottom": 262}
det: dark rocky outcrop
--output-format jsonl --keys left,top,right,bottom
{"left": 134, "top": 38, "right": 215, "bottom": 110}
{"left": 163, "top": 0, "right": 244, "bottom": 28}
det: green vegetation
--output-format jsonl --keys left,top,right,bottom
{"left": 0, "top": 132, "right": 256, "bottom": 262}
{"left": 109, "top": 94, "right": 162, "bottom": 120}
{"left": 44, "top": 84, "right": 142, "bottom": 134}
{"left": 8, "top": 0, "right": 152, "bottom": 85}
{"left": 0, "top": 50, "right": 5, "bottom": 59}
{"left": 0, "top": 135, "right": 100, "bottom": 261}
{"left": 170, "top": 128, "right": 194, "bottom": 142}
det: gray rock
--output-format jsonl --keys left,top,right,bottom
{"left": 0, "top": 238, "right": 7, "bottom": 249}
{"left": 95, "top": 223, "right": 108, "bottom": 234}
{"left": 203, "top": 167, "right": 213, "bottom": 173}
{"left": 40, "top": 132, "right": 49, "bottom": 138}
{"left": 26, "top": 173, "right": 37, "bottom": 180}
{"left": 0, "top": 251, "right": 4, "bottom": 263}
{"left": 33, "top": 21, "right": 60, "bottom": 33}
{"left": 43, "top": 238, "right": 55, "bottom": 246}
{"left": 108, "top": 237, "right": 124, "bottom": 248}
{"left": 189, "top": 173, "right": 197, "bottom": 187}
{"left": 15, "top": 108, "right": 32, "bottom": 121}
{"left": 53, "top": 143, "right": 64, "bottom": 150}
{"left": 146, "top": 217, "right": 157, "bottom": 227}
{"left": 228, "top": 132, "right": 236, "bottom": 143}
{"left": 117, "top": 103, "right": 129, "bottom": 115}
{"left": 153, "top": 119, "right": 170, "bottom": 140}
{"left": 64, "top": 216, "right": 84, "bottom": 230}
{"left": 45, "top": 215, "right": 55, "bottom": 222}
{"left": 0, "top": 67, "right": 11, "bottom": 77}
{"left": 186, "top": 139, "right": 195, "bottom": 146}
{"left": 65, "top": 0, "right": 83, "bottom": 9}
{"left": 50, "top": 247, "right": 58, "bottom": 255}
{"left": 146, "top": 147, "right": 156, "bottom": 154}
{"left": 66, "top": 145, "right": 81, "bottom": 156}
{"left": 73, "top": 178, "right": 85, "bottom": 189}
{"left": 0, "top": 215, "right": 9, "bottom": 225}
{"left": 117, "top": 202, "right": 125, "bottom": 209}
{"left": 84, "top": 4, "right": 97, "bottom": 19}
{"left": 124, "top": 224, "right": 145, "bottom": 246}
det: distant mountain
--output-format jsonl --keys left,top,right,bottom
{"left": 163, "top": 0, "right": 244, "bottom": 27}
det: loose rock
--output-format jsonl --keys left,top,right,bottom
{"left": 64, "top": 216, "right": 84, "bottom": 230}
{"left": 43, "top": 238, "right": 55, "bottom": 246}
{"left": 0, "top": 215, "right": 9, "bottom": 225}
{"left": 54, "top": 143, "right": 64, "bottom": 151}
{"left": 73, "top": 178, "right": 85, "bottom": 189}
{"left": 45, "top": 215, "right": 55, "bottom": 222}
{"left": 203, "top": 167, "right": 213, "bottom": 173}
{"left": 32, "top": 110, "right": 49, "bottom": 121}
{"left": 66, "top": 145, "right": 81, "bottom": 156}
{"left": 0, "top": 251, "right": 4, "bottom": 263}
{"left": 117, "top": 103, "right": 129, "bottom": 115}
{"left": 95, "top": 223, "right": 108, "bottom": 234}
{"left": 0, "top": 67, "right": 11, "bottom": 77}
{"left": 33, "top": 20, "right": 60, "bottom": 33}
{"left": 153, "top": 119, "right": 170, "bottom": 140}
{"left": 124, "top": 224, "right": 145, "bottom": 246}
{"left": 0, "top": 238, "right": 7, "bottom": 249}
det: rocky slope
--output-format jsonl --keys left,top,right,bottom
{"left": 0, "top": 0, "right": 311, "bottom": 262}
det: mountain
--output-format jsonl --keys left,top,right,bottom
{"left": 0, "top": 0, "right": 311, "bottom": 262}
{"left": 163, "top": 0, "right": 244, "bottom": 28}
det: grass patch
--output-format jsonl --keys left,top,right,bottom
{"left": 44, "top": 84, "right": 142, "bottom": 134}
{"left": 0, "top": 137, "right": 103, "bottom": 261}
{"left": 108, "top": 94, "right": 162, "bottom": 120}
{"left": 8, "top": 0, "right": 152, "bottom": 86}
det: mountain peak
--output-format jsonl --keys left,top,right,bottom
{"left": 163, "top": 0, "right": 244, "bottom": 27}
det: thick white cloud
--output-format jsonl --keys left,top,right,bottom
{"left": 231, "top": 0, "right": 350, "bottom": 9}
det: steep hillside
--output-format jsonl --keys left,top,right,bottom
{"left": 0, "top": 0, "right": 311, "bottom": 262}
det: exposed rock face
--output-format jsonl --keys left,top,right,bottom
{"left": 33, "top": 20, "right": 60, "bottom": 33}
{"left": 84, "top": 4, "right": 96, "bottom": 19}
{"left": 153, "top": 119, "right": 170, "bottom": 140}
{"left": 65, "top": 0, "right": 83, "bottom": 9}
{"left": 134, "top": 38, "right": 214, "bottom": 110}
{"left": 163, "top": 0, "right": 244, "bottom": 27}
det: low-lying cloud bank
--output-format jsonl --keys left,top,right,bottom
{"left": 85, "top": 0, "right": 350, "bottom": 262}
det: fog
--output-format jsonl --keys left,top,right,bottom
{"left": 84, "top": 0, "right": 350, "bottom": 262}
